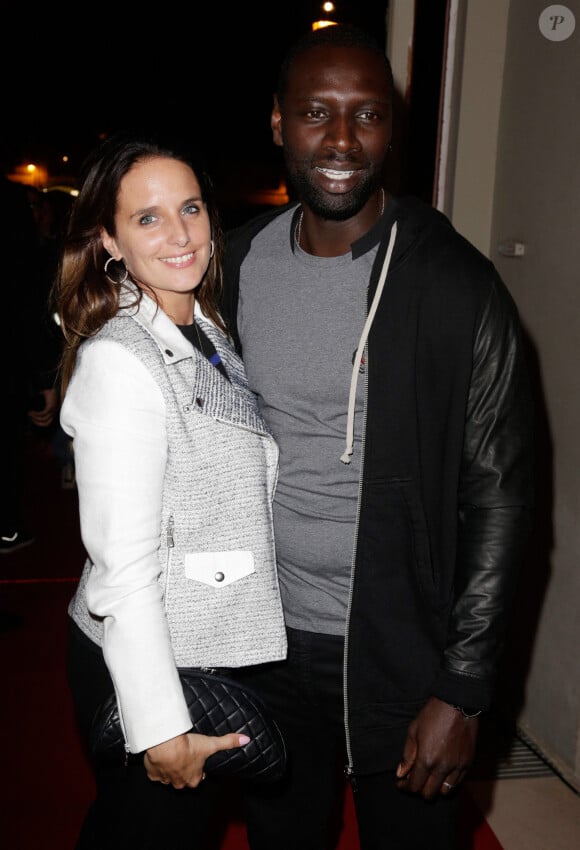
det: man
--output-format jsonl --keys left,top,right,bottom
{"left": 223, "top": 24, "right": 533, "bottom": 850}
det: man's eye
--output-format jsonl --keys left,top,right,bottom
{"left": 139, "top": 214, "right": 156, "bottom": 225}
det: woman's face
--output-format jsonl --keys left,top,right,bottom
{"left": 102, "top": 155, "right": 212, "bottom": 321}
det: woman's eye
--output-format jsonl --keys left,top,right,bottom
{"left": 139, "top": 213, "right": 156, "bottom": 225}
{"left": 183, "top": 203, "right": 199, "bottom": 216}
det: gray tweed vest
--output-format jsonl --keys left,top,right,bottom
{"left": 68, "top": 310, "right": 287, "bottom": 668}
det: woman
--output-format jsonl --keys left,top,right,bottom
{"left": 55, "top": 130, "right": 287, "bottom": 849}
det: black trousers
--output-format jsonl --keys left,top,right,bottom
{"left": 236, "top": 627, "right": 461, "bottom": 850}
{"left": 66, "top": 618, "right": 227, "bottom": 850}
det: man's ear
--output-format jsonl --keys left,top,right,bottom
{"left": 101, "top": 228, "right": 120, "bottom": 259}
{"left": 271, "top": 95, "right": 283, "bottom": 148}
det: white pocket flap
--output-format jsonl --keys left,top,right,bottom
{"left": 184, "top": 550, "right": 255, "bottom": 588}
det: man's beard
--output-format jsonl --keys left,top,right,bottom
{"left": 284, "top": 155, "right": 384, "bottom": 221}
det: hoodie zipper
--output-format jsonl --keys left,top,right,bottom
{"left": 343, "top": 224, "right": 398, "bottom": 786}
{"left": 343, "top": 347, "right": 370, "bottom": 791}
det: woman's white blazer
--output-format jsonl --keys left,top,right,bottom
{"left": 62, "top": 290, "right": 286, "bottom": 753}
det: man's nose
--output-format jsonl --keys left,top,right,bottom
{"left": 324, "top": 116, "right": 361, "bottom": 153}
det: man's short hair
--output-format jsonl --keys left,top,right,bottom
{"left": 276, "top": 24, "right": 394, "bottom": 106}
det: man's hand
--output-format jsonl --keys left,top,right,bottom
{"left": 395, "top": 696, "right": 479, "bottom": 800}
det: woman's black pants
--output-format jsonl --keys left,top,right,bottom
{"left": 66, "top": 618, "right": 225, "bottom": 850}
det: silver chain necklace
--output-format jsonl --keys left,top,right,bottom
{"left": 294, "top": 187, "right": 385, "bottom": 248}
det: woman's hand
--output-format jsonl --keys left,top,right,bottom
{"left": 144, "top": 731, "right": 250, "bottom": 789}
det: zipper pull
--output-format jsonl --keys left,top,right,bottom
{"left": 166, "top": 516, "right": 174, "bottom": 548}
{"left": 344, "top": 764, "right": 358, "bottom": 791}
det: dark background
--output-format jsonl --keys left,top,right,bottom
{"left": 1, "top": 1, "right": 447, "bottom": 221}
{"left": 1, "top": 4, "right": 387, "bottom": 168}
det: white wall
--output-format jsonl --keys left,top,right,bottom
{"left": 390, "top": 0, "right": 580, "bottom": 789}
{"left": 441, "top": 0, "right": 511, "bottom": 254}
{"left": 488, "top": 0, "right": 580, "bottom": 788}
{"left": 444, "top": 0, "right": 580, "bottom": 788}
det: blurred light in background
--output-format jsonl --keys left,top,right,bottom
{"left": 312, "top": 1, "right": 339, "bottom": 30}
{"left": 10, "top": 163, "right": 48, "bottom": 188}
{"left": 7, "top": 154, "right": 77, "bottom": 193}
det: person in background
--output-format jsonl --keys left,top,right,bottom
{"left": 28, "top": 186, "right": 76, "bottom": 487}
{"left": 0, "top": 173, "right": 58, "bottom": 561}
{"left": 54, "top": 130, "right": 287, "bottom": 849}
{"left": 222, "top": 24, "right": 534, "bottom": 850}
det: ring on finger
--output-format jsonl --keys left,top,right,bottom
{"left": 442, "top": 781, "right": 454, "bottom": 790}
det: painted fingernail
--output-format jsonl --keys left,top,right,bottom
{"left": 239, "top": 734, "right": 251, "bottom": 746}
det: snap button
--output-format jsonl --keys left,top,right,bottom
{"left": 183, "top": 404, "right": 191, "bottom": 412}
{"left": 214, "top": 572, "right": 225, "bottom": 583}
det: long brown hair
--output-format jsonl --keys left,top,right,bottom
{"left": 52, "top": 130, "right": 226, "bottom": 394}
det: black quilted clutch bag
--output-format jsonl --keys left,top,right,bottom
{"left": 89, "top": 668, "right": 287, "bottom": 783}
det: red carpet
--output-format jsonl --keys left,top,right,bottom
{"left": 0, "top": 436, "right": 503, "bottom": 850}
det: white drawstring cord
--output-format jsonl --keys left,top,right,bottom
{"left": 340, "top": 222, "right": 398, "bottom": 464}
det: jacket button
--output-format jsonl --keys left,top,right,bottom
{"left": 183, "top": 404, "right": 191, "bottom": 412}
{"left": 214, "top": 572, "right": 225, "bottom": 583}
{"left": 165, "top": 348, "right": 174, "bottom": 357}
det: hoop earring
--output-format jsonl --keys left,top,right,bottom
{"left": 104, "top": 256, "right": 129, "bottom": 285}
{"left": 209, "top": 239, "right": 215, "bottom": 259}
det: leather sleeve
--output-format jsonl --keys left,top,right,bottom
{"left": 433, "top": 275, "right": 534, "bottom": 710}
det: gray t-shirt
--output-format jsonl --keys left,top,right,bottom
{"left": 238, "top": 208, "right": 378, "bottom": 635}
